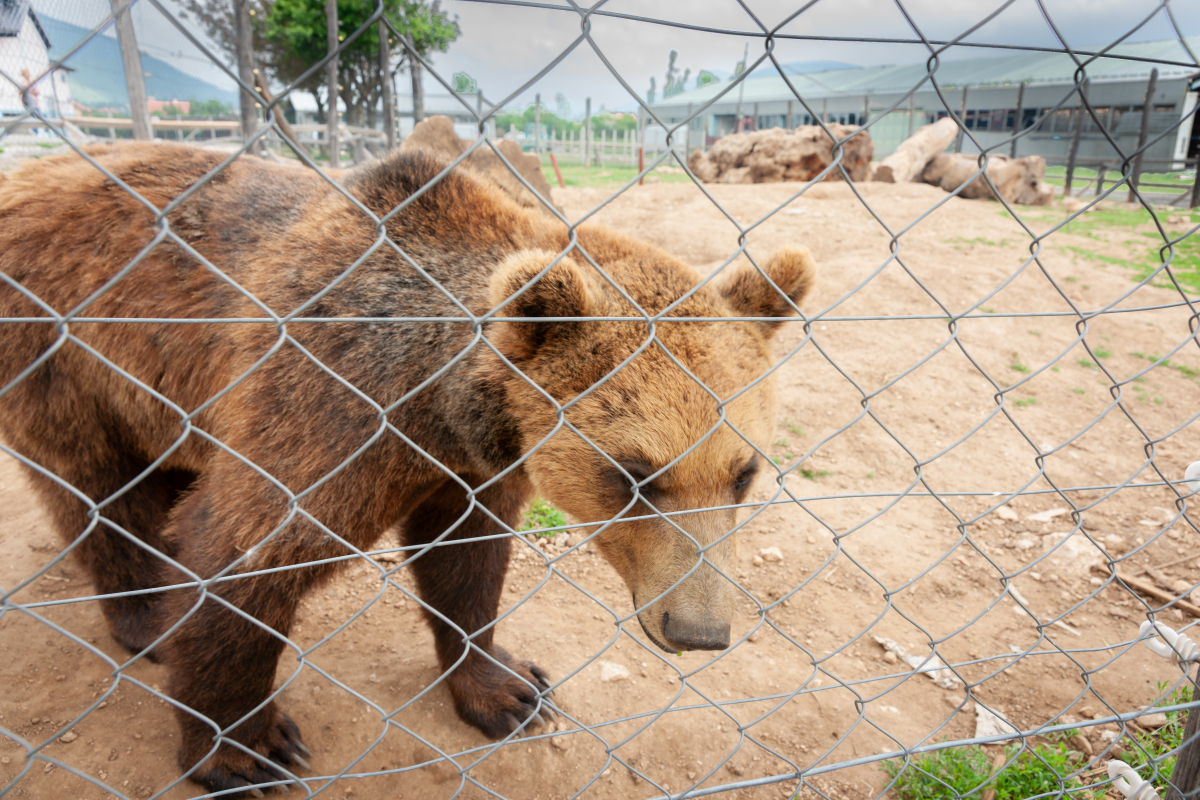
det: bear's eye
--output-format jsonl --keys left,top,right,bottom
{"left": 608, "top": 459, "right": 660, "bottom": 498}
{"left": 734, "top": 458, "right": 759, "bottom": 491}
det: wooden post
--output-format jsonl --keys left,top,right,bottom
{"left": 1065, "top": 79, "right": 1087, "bottom": 198}
{"left": 1130, "top": 68, "right": 1158, "bottom": 203}
{"left": 110, "top": 0, "right": 151, "bottom": 140}
{"left": 638, "top": 141, "right": 644, "bottom": 185}
{"left": 1095, "top": 164, "right": 1107, "bottom": 197}
{"left": 954, "top": 85, "right": 969, "bottom": 153}
{"left": 1190, "top": 158, "right": 1200, "bottom": 208}
{"left": 1010, "top": 82, "right": 1025, "bottom": 158}
{"left": 862, "top": 95, "right": 869, "bottom": 126}
{"left": 325, "top": 0, "right": 339, "bottom": 165}
{"left": 907, "top": 92, "right": 915, "bottom": 138}
{"left": 1164, "top": 665, "right": 1200, "bottom": 800}
{"left": 686, "top": 101, "right": 693, "bottom": 161}
{"left": 379, "top": 18, "right": 395, "bottom": 149}
{"left": 787, "top": 99, "right": 793, "bottom": 129}
{"left": 548, "top": 151, "right": 564, "bottom": 188}
{"left": 821, "top": 98, "right": 827, "bottom": 124}
{"left": 233, "top": 0, "right": 257, "bottom": 145}
{"left": 584, "top": 97, "right": 591, "bottom": 166}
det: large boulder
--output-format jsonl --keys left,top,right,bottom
{"left": 921, "top": 153, "right": 1054, "bottom": 205}
{"left": 688, "top": 124, "right": 873, "bottom": 184}
{"left": 401, "top": 115, "right": 559, "bottom": 213}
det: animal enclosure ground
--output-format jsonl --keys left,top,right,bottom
{"left": 1, "top": 176, "right": 1197, "bottom": 800}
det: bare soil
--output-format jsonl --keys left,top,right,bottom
{"left": 2, "top": 177, "right": 1198, "bottom": 800}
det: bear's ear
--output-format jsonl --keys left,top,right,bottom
{"left": 717, "top": 247, "right": 816, "bottom": 336}
{"left": 487, "top": 249, "right": 596, "bottom": 362}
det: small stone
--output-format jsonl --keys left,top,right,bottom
{"left": 599, "top": 661, "right": 630, "bottom": 682}
{"left": 726, "top": 762, "right": 745, "bottom": 776}
{"left": 882, "top": 651, "right": 898, "bottom": 665}
{"left": 1172, "top": 580, "right": 1190, "bottom": 594}
{"left": 58, "top": 731, "right": 77, "bottom": 743}
{"left": 1014, "top": 538, "right": 1034, "bottom": 551}
{"left": 806, "top": 536, "right": 815, "bottom": 544}
{"left": 752, "top": 556, "right": 764, "bottom": 567}
{"left": 688, "top": 770, "right": 696, "bottom": 780}
{"left": 1, "top": 757, "right": 10, "bottom": 764}
{"left": 1068, "top": 735, "right": 1093, "bottom": 757}
{"left": 1030, "top": 572, "right": 1041, "bottom": 581}
{"left": 1138, "top": 712, "right": 1168, "bottom": 729}
{"left": 1079, "top": 705, "right": 1096, "bottom": 719}
{"left": 759, "top": 547, "right": 783, "bottom": 563}
{"left": 550, "top": 735, "right": 570, "bottom": 751}
{"left": 29, "top": 718, "right": 39, "bottom": 725}
{"left": 996, "top": 506, "right": 1018, "bottom": 522}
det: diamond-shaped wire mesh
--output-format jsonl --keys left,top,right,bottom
{"left": 2, "top": 1, "right": 1200, "bottom": 799}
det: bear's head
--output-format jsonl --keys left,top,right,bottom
{"left": 486, "top": 240, "right": 816, "bottom": 653}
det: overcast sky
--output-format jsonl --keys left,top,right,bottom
{"left": 54, "top": 0, "right": 1200, "bottom": 116}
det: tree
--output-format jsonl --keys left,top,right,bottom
{"left": 451, "top": 71, "right": 477, "bottom": 94}
{"left": 646, "top": 76, "right": 656, "bottom": 104}
{"left": 696, "top": 69, "right": 718, "bottom": 87}
{"left": 663, "top": 49, "right": 690, "bottom": 98}
{"left": 554, "top": 91, "right": 570, "bottom": 120}
{"left": 179, "top": 0, "right": 459, "bottom": 128}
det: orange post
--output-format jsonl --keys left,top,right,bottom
{"left": 638, "top": 146, "right": 644, "bottom": 186}
{"left": 549, "top": 151, "right": 565, "bottom": 188}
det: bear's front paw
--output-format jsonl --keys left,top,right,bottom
{"left": 448, "top": 645, "right": 556, "bottom": 738}
{"left": 184, "top": 706, "right": 312, "bottom": 798}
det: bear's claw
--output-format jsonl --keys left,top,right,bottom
{"left": 190, "top": 707, "right": 311, "bottom": 798}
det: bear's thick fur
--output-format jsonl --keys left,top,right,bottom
{"left": 0, "top": 143, "right": 815, "bottom": 795}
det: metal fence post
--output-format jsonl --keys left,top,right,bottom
{"left": 1130, "top": 67, "right": 1158, "bottom": 203}
{"left": 1011, "top": 82, "right": 1025, "bottom": 158}
{"left": 325, "top": 0, "right": 340, "bottom": 165}
{"left": 1166, "top": 666, "right": 1200, "bottom": 800}
{"left": 955, "top": 85, "right": 969, "bottom": 153}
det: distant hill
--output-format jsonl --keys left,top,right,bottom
{"left": 41, "top": 16, "right": 238, "bottom": 110}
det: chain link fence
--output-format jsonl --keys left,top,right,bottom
{"left": 2, "top": 1, "right": 1200, "bottom": 799}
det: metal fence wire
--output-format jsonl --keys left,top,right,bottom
{"left": 2, "top": 1, "right": 1200, "bottom": 799}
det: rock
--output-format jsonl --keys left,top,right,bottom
{"left": 551, "top": 735, "right": 570, "bottom": 751}
{"left": 1105, "top": 534, "right": 1127, "bottom": 553}
{"left": 58, "top": 731, "right": 77, "bottom": 743}
{"left": 883, "top": 650, "right": 898, "bottom": 665}
{"left": 688, "top": 124, "right": 873, "bottom": 185}
{"left": 921, "top": 153, "right": 1054, "bottom": 205}
{"left": 1068, "top": 735, "right": 1093, "bottom": 756}
{"left": 401, "top": 116, "right": 560, "bottom": 214}
{"left": 974, "top": 705, "right": 1019, "bottom": 744}
{"left": 1062, "top": 196, "right": 1087, "bottom": 213}
{"left": 599, "top": 661, "right": 630, "bottom": 682}
{"left": 1014, "top": 538, "right": 1034, "bottom": 551}
{"left": 752, "top": 555, "right": 764, "bottom": 567}
{"left": 759, "top": 546, "right": 783, "bottom": 563}
{"left": 1027, "top": 508, "right": 1070, "bottom": 523}
{"left": 996, "top": 506, "right": 1018, "bottom": 522}
{"left": 1042, "top": 532, "right": 1105, "bottom": 574}
{"left": 725, "top": 762, "right": 746, "bottom": 776}
{"left": 1138, "top": 712, "right": 1168, "bottom": 729}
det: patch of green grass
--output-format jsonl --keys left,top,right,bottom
{"left": 1094, "top": 349, "right": 1112, "bottom": 359}
{"left": 1119, "top": 683, "right": 1193, "bottom": 796}
{"left": 772, "top": 438, "right": 789, "bottom": 447}
{"left": 782, "top": 418, "right": 806, "bottom": 436}
{"left": 1008, "top": 361, "right": 1030, "bottom": 374}
{"left": 945, "top": 236, "right": 1017, "bottom": 248}
{"left": 881, "top": 741, "right": 1084, "bottom": 800}
{"left": 1077, "top": 358, "right": 1097, "bottom": 369}
{"left": 1055, "top": 207, "right": 1200, "bottom": 294}
{"left": 866, "top": 472, "right": 875, "bottom": 478}
{"left": 1027, "top": 330, "right": 1040, "bottom": 336}
{"left": 1014, "top": 397, "right": 1039, "bottom": 407}
{"left": 1051, "top": 366, "right": 1060, "bottom": 372}
{"left": 542, "top": 162, "right": 693, "bottom": 188}
{"left": 1072, "top": 388, "right": 1086, "bottom": 394}
{"left": 1132, "top": 352, "right": 1200, "bottom": 382}
{"left": 799, "top": 468, "right": 831, "bottom": 481}
{"left": 520, "top": 498, "right": 567, "bottom": 535}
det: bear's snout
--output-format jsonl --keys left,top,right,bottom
{"left": 661, "top": 612, "right": 730, "bottom": 651}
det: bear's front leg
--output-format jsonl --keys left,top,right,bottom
{"left": 403, "top": 475, "right": 555, "bottom": 737}
{"left": 159, "top": 570, "right": 313, "bottom": 797}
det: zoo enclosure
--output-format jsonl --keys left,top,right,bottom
{"left": 2, "top": 2, "right": 1200, "bottom": 800}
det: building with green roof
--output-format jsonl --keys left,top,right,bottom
{"left": 649, "top": 37, "right": 1200, "bottom": 170}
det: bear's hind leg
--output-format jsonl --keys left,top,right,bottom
{"left": 24, "top": 463, "right": 194, "bottom": 657}
{"left": 402, "top": 474, "right": 554, "bottom": 737}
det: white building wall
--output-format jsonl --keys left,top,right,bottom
{"left": 0, "top": 10, "right": 58, "bottom": 117}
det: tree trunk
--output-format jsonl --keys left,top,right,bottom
{"left": 408, "top": 34, "right": 425, "bottom": 124}
{"left": 379, "top": 19, "right": 395, "bottom": 149}
{"left": 325, "top": 0, "right": 339, "bottom": 165}
{"left": 872, "top": 117, "right": 958, "bottom": 183}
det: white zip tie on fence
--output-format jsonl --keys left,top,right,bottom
{"left": 1108, "top": 760, "right": 1163, "bottom": 800}
{"left": 1139, "top": 621, "right": 1200, "bottom": 664}
{"left": 1186, "top": 461, "right": 1200, "bottom": 496}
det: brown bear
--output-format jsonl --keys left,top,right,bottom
{"left": 0, "top": 142, "right": 815, "bottom": 796}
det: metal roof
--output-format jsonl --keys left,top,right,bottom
{"left": 0, "top": 1, "right": 50, "bottom": 49}
{"left": 652, "top": 36, "right": 1200, "bottom": 109}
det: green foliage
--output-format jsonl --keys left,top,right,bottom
{"left": 1094, "top": 349, "right": 1112, "bottom": 359}
{"left": 520, "top": 498, "right": 567, "bottom": 535}
{"left": 186, "top": 97, "right": 232, "bottom": 117}
{"left": 1014, "top": 397, "right": 1039, "bottom": 407}
{"left": 663, "top": 49, "right": 690, "bottom": 99}
{"left": 1119, "top": 683, "right": 1193, "bottom": 795}
{"left": 451, "top": 71, "right": 477, "bottom": 93}
{"left": 882, "top": 741, "right": 1084, "bottom": 800}
{"left": 1132, "top": 352, "right": 1200, "bottom": 382}
{"left": 696, "top": 70, "right": 719, "bottom": 87}
{"left": 1077, "top": 358, "right": 1097, "bottom": 369}
{"left": 799, "top": 468, "right": 831, "bottom": 480}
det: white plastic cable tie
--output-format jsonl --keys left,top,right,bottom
{"left": 1108, "top": 760, "right": 1162, "bottom": 800}
{"left": 1139, "top": 620, "right": 1200, "bottom": 664}
{"left": 1186, "top": 461, "right": 1200, "bottom": 497}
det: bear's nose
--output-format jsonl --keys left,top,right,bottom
{"left": 661, "top": 612, "right": 730, "bottom": 651}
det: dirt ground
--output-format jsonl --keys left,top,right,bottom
{"left": 2, "top": 169, "right": 1199, "bottom": 800}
